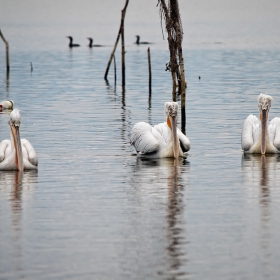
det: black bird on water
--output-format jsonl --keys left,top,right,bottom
{"left": 135, "top": 35, "right": 151, "bottom": 45}
{"left": 87, "top": 38, "right": 104, "bottom": 48}
{"left": 66, "top": 36, "right": 80, "bottom": 48}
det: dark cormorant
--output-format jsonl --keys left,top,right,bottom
{"left": 135, "top": 35, "right": 151, "bottom": 45}
{"left": 87, "top": 38, "right": 104, "bottom": 48}
{"left": 66, "top": 36, "right": 80, "bottom": 48}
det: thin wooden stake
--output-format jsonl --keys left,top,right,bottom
{"left": 104, "top": 0, "right": 129, "bottom": 81}
{"left": 147, "top": 47, "right": 152, "bottom": 106}
{"left": 0, "top": 29, "right": 10, "bottom": 73}
{"left": 172, "top": 72, "right": 177, "bottom": 102}
{"left": 121, "top": 12, "right": 125, "bottom": 90}
{"left": 113, "top": 54, "right": 117, "bottom": 88}
{"left": 6, "top": 71, "right": 9, "bottom": 89}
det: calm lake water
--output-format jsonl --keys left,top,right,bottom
{"left": 1, "top": 1, "right": 280, "bottom": 279}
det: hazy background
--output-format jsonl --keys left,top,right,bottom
{"left": 1, "top": 0, "right": 280, "bottom": 51}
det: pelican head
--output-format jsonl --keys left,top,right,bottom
{"left": 164, "top": 102, "right": 179, "bottom": 158}
{"left": 9, "top": 109, "right": 23, "bottom": 171}
{"left": 8, "top": 100, "right": 14, "bottom": 109}
{"left": 0, "top": 100, "right": 14, "bottom": 109}
{"left": 258, "top": 93, "right": 273, "bottom": 154}
{"left": 258, "top": 93, "right": 273, "bottom": 111}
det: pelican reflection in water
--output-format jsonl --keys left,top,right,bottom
{"left": 242, "top": 154, "right": 280, "bottom": 187}
{"left": 0, "top": 109, "right": 38, "bottom": 171}
{"left": 0, "top": 170, "right": 38, "bottom": 272}
{"left": 241, "top": 153, "right": 280, "bottom": 273}
{"left": 242, "top": 93, "right": 280, "bottom": 154}
{"left": 130, "top": 157, "right": 189, "bottom": 277}
{"left": 130, "top": 102, "right": 190, "bottom": 158}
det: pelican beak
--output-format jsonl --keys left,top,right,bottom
{"left": 260, "top": 109, "right": 268, "bottom": 155}
{"left": 11, "top": 124, "right": 23, "bottom": 171}
{"left": 169, "top": 115, "right": 179, "bottom": 158}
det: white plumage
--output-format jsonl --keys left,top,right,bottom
{"left": 241, "top": 93, "right": 280, "bottom": 154}
{"left": 0, "top": 109, "right": 38, "bottom": 171}
{"left": 130, "top": 102, "right": 190, "bottom": 158}
{"left": 0, "top": 100, "right": 13, "bottom": 110}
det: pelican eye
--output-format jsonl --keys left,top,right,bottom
{"left": 9, "top": 121, "right": 20, "bottom": 127}
{"left": 168, "top": 105, "right": 178, "bottom": 117}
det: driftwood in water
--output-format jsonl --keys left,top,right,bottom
{"left": 0, "top": 29, "right": 10, "bottom": 73}
{"left": 104, "top": 0, "right": 129, "bottom": 85}
{"left": 147, "top": 47, "right": 152, "bottom": 106}
{"left": 157, "top": 0, "right": 186, "bottom": 133}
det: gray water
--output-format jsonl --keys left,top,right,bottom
{"left": 1, "top": 1, "right": 280, "bottom": 279}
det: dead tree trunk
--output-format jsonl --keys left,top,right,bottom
{"left": 176, "top": 21, "right": 186, "bottom": 133}
{"left": 158, "top": 0, "right": 187, "bottom": 133}
{"left": 0, "top": 29, "right": 10, "bottom": 73}
{"left": 104, "top": 0, "right": 129, "bottom": 84}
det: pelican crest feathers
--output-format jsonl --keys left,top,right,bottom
{"left": 9, "top": 108, "right": 21, "bottom": 126}
{"left": 258, "top": 93, "right": 273, "bottom": 111}
{"left": 165, "top": 102, "right": 178, "bottom": 118}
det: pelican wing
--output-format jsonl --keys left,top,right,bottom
{"left": 21, "top": 139, "right": 38, "bottom": 167}
{"left": 130, "top": 122, "right": 161, "bottom": 154}
{"left": 177, "top": 129, "right": 190, "bottom": 152}
{"left": 0, "top": 140, "right": 10, "bottom": 162}
{"left": 241, "top": 114, "right": 259, "bottom": 151}
{"left": 269, "top": 117, "right": 280, "bottom": 150}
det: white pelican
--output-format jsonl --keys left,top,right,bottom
{"left": 241, "top": 93, "right": 280, "bottom": 154}
{"left": 0, "top": 100, "right": 13, "bottom": 110}
{"left": 0, "top": 109, "right": 38, "bottom": 171}
{"left": 130, "top": 102, "right": 190, "bottom": 158}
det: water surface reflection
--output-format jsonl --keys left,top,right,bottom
{"left": 241, "top": 154, "right": 280, "bottom": 279}
{"left": 242, "top": 154, "right": 280, "bottom": 187}
{"left": 130, "top": 158, "right": 190, "bottom": 279}
{"left": 0, "top": 171, "right": 38, "bottom": 278}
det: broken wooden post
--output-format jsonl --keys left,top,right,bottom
{"left": 0, "top": 29, "right": 10, "bottom": 73}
